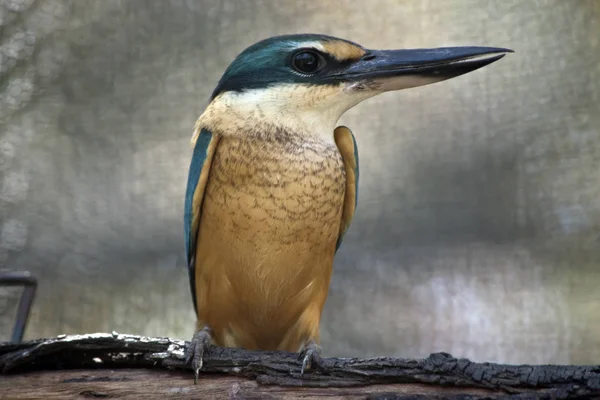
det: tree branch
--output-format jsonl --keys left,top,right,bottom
{"left": 1, "top": 333, "right": 599, "bottom": 399}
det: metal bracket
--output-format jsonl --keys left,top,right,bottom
{"left": 0, "top": 271, "right": 37, "bottom": 343}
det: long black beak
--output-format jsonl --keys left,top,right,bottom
{"left": 337, "top": 46, "right": 513, "bottom": 88}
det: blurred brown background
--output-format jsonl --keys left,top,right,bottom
{"left": 1, "top": 0, "right": 599, "bottom": 365}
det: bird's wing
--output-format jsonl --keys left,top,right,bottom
{"left": 333, "top": 126, "right": 359, "bottom": 251}
{"left": 184, "top": 128, "right": 221, "bottom": 315}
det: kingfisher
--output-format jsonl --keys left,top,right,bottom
{"left": 183, "top": 33, "right": 512, "bottom": 382}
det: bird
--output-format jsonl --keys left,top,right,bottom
{"left": 183, "top": 33, "right": 512, "bottom": 383}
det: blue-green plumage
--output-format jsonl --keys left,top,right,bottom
{"left": 184, "top": 128, "right": 213, "bottom": 314}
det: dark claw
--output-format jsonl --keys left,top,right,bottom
{"left": 184, "top": 327, "right": 212, "bottom": 384}
{"left": 298, "top": 339, "right": 323, "bottom": 376}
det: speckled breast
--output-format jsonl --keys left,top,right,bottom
{"left": 194, "top": 129, "right": 347, "bottom": 349}
{"left": 202, "top": 132, "right": 346, "bottom": 250}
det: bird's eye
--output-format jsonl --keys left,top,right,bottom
{"left": 292, "top": 51, "right": 322, "bottom": 74}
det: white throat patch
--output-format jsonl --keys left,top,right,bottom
{"left": 193, "top": 82, "right": 377, "bottom": 144}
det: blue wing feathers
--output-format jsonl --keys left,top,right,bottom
{"left": 184, "top": 129, "right": 213, "bottom": 314}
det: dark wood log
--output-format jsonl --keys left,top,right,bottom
{"left": 1, "top": 333, "right": 599, "bottom": 399}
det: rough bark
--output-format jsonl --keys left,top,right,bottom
{"left": 1, "top": 333, "right": 599, "bottom": 399}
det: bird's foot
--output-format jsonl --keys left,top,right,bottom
{"left": 298, "top": 339, "right": 323, "bottom": 376}
{"left": 184, "top": 326, "right": 212, "bottom": 384}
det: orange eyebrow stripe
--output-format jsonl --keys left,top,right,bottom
{"left": 321, "top": 40, "right": 366, "bottom": 61}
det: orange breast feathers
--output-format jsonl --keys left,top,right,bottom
{"left": 193, "top": 133, "right": 346, "bottom": 352}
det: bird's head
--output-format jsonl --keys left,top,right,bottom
{"left": 194, "top": 34, "right": 512, "bottom": 142}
